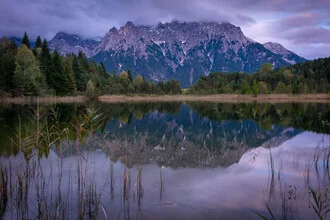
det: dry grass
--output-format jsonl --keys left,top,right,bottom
{"left": 1, "top": 94, "right": 329, "bottom": 104}
{"left": 98, "top": 94, "right": 330, "bottom": 103}
{"left": 0, "top": 96, "right": 88, "bottom": 104}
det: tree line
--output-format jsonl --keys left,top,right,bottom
{"left": 0, "top": 32, "right": 182, "bottom": 97}
{"left": 187, "top": 60, "right": 330, "bottom": 95}
{"left": 1, "top": 32, "right": 330, "bottom": 97}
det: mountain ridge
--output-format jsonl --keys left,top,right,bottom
{"left": 90, "top": 21, "right": 306, "bottom": 86}
{"left": 263, "top": 42, "right": 306, "bottom": 64}
{"left": 6, "top": 21, "right": 307, "bottom": 87}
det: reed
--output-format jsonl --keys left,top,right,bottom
{"left": 307, "top": 138, "right": 330, "bottom": 220}
{"left": 0, "top": 104, "right": 114, "bottom": 219}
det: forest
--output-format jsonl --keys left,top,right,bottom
{"left": 0, "top": 32, "right": 329, "bottom": 97}
{"left": 0, "top": 33, "right": 181, "bottom": 97}
{"left": 187, "top": 59, "right": 330, "bottom": 95}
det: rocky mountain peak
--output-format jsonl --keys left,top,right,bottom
{"left": 263, "top": 42, "right": 290, "bottom": 55}
{"left": 125, "top": 21, "right": 136, "bottom": 28}
{"left": 47, "top": 20, "right": 307, "bottom": 87}
{"left": 49, "top": 32, "right": 99, "bottom": 57}
{"left": 54, "top": 31, "right": 78, "bottom": 38}
{"left": 263, "top": 42, "right": 306, "bottom": 64}
{"left": 118, "top": 21, "right": 139, "bottom": 35}
{"left": 109, "top": 27, "right": 118, "bottom": 33}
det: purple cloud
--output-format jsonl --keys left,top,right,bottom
{"left": 0, "top": 0, "right": 329, "bottom": 59}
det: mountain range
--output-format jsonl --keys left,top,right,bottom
{"left": 11, "top": 21, "right": 307, "bottom": 87}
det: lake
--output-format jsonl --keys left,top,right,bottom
{"left": 0, "top": 102, "right": 329, "bottom": 219}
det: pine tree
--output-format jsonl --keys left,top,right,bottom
{"left": 52, "top": 50, "right": 67, "bottom": 95}
{"left": 89, "top": 60, "right": 97, "bottom": 74}
{"left": 35, "top": 36, "right": 42, "bottom": 48}
{"left": 63, "top": 58, "right": 76, "bottom": 95}
{"left": 96, "top": 62, "right": 107, "bottom": 92}
{"left": 97, "top": 62, "right": 108, "bottom": 77}
{"left": 78, "top": 51, "right": 89, "bottom": 71}
{"left": 0, "top": 37, "right": 17, "bottom": 93}
{"left": 127, "top": 69, "right": 133, "bottom": 82}
{"left": 21, "top": 32, "right": 30, "bottom": 49}
{"left": 40, "top": 39, "right": 53, "bottom": 88}
{"left": 72, "top": 56, "right": 86, "bottom": 91}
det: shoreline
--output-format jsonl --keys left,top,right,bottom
{"left": 0, "top": 96, "right": 89, "bottom": 104}
{"left": 1, "top": 94, "right": 330, "bottom": 104}
{"left": 98, "top": 94, "right": 330, "bottom": 103}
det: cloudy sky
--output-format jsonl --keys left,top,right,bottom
{"left": 1, "top": 0, "right": 329, "bottom": 59}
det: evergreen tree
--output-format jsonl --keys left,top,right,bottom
{"left": 97, "top": 62, "right": 108, "bottom": 78}
{"left": 21, "top": 32, "right": 30, "bottom": 49}
{"left": 96, "top": 62, "right": 108, "bottom": 92}
{"left": 127, "top": 69, "right": 133, "bottom": 82}
{"left": 88, "top": 60, "right": 97, "bottom": 74}
{"left": 72, "top": 56, "right": 86, "bottom": 91}
{"left": 40, "top": 39, "right": 53, "bottom": 88}
{"left": 35, "top": 36, "right": 42, "bottom": 48}
{"left": 0, "top": 37, "right": 17, "bottom": 93}
{"left": 78, "top": 51, "right": 89, "bottom": 71}
{"left": 63, "top": 58, "right": 76, "bottom": 95}
{"left": 32, "top": 36, "right": 42, "bottom": 57}
{"left": 52, "top": 50, "right": 67, "bottom": 95}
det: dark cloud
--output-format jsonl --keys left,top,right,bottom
{"left": 275, "top": 13, "right": 319, "bottom": 31}
{"left": 0, "top": 0, "right": 329, "bottom": 59}
{"left": 281, "top": 27, "right": 330, "bottom": 44}
{"left": 228, "top": 0, "right": 330, "bottom": 12}
{"left": 236, "top": 14, "right": 256, "bottom": 25}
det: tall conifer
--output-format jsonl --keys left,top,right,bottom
{"left": 21, "top": 32, "right": 30, "bottom": 49}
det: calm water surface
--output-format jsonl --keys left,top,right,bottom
{"left": 0, "top": 102, "right": 329, "bottom": 219}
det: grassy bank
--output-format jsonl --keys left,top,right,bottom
{"left": 1, "top": 94, "right": 330, "bottom": 104}
{"left": 0, "top": 95, "right": 88, "bottom": 104}
{"left": 99, "top": 94, "right": 330, "bottom": 103}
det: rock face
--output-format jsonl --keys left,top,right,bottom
{"left": 263, "top": 42, "right": 306, "bottom": 65}
{"left": 48, "top": 21, "right": 306, "bottom": 87}
{"left": 49, "top": 32, "right": 99, "bottom": 57}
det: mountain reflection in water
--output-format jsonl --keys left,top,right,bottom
{"left": 0, "top": 102, "right": 329, "bottom": 219}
